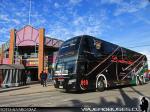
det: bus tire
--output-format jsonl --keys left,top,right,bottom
{"left": 64, "top": 85, "right": 70, "bottom": 93}
{"left": 54, "top": 83, "right": 59, "bottom": 88}
{"left": 64, "top": 88, "right": 69, "bottom": 93}
{"left": 54, "top": 80, "right": 59, "bottom": 88}
{"left": 97, "top": 77, "right": 105, "bottom": 92}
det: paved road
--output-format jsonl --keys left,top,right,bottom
{"left": 0, "top": 83, "right": 150, "bottom": 111}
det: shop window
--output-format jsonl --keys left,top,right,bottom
{"left": 4, "top": 52, "right": 9, "bottom": 58}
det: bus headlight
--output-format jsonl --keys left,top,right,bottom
{"left": 68, "top": 79, "right": 76, "bottom": 84}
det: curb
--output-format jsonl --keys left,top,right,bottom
{"left": 0, "top": 86, "right": 30, "bottom": 93}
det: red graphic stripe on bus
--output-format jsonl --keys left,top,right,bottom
{"left": 111, "top": 56, "right": 133, "bottom": 65}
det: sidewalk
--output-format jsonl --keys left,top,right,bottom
{"left": 0, "top": 82, "right": 56, "bottom": 96}
{"left": 0, "top": 81, "right": 39, "bottom": 93}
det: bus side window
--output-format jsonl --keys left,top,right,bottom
{"left": 81, "top": 37, "right": 93, "bottom": 73}
{"left": 84, "top": 38, "right": 91, "bottom": 52}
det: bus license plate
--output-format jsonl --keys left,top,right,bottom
{"left": 59, "top": 86, "right": 63, "bottom": 88}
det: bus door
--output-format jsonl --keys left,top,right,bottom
{"left": 81, "top": 37, "right": 95, "bottom": 74}
{"left": 78, "top": 37, "right": 95, "bottom": 89}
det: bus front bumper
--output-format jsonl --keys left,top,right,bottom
{"left": 53, "top": 77, "right": 77, "bottom": 90}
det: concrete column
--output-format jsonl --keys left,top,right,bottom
{"left": 9, "top": 29, "right": 16, "bottom": 64}
{"left": 38, "top": 28, "right": 45, "bottom": 80}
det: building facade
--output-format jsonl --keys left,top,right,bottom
{"left": 0, "top": 25, "right": 63, "bottom": 81}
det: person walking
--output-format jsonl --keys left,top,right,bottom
{"left": 40, "top": 71, "right": 44, "bottom": 85}
{"left": 23, "top": 70, "right": 27, "bottom": 85}
{"left": 41, "top": 71, "right": 47, "bottom": 87}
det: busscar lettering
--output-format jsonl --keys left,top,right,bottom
{"left": 111, "top": 56, "right": 133, "bottom": 65}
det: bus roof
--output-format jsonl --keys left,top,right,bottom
{"left": 66, "top": 35, "right": 145, "bottom": 57}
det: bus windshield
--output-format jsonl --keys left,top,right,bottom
{"left": 55, "top": 37, "right": 81, "bottom": 75}
{"left": 55, "top": 61, "right": 75, "bottom": 74}
{"left": 55, "top": 56, "right": 77, "bottom": 75}
{"left": 58, "top": 37, "right": 80, "bottom": 57}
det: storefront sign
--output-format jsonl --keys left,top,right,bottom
{"left": 26, "top": 58, "right": 38, "bottom": 66}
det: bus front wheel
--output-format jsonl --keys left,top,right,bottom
{"left": 97, "top": 77, "right": 105, "bottom": 92}
{"left": 54, "top": 80, "right": 59, "bottom": 88}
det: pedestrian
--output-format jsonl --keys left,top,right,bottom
{"left": 41, "top": 71, "right": 47, "bottom": 87}
{"left": 140, "top": 97, "right": 149, "bottom": 112}
{"left": 40, "top": 71, "right": 44, "bottom": 85}
{"left": 27, "top": 71, "right": 31, "bottom": 84}
{"left": 47, "top": 72, "right": 52, "bottom": 83}
{"left": 47, "top": 69, "right": 53, "bottom": 82}
{"left": 23, "top": 70, "right": 27, "bottom": 85}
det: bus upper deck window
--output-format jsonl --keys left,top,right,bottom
{"left": 84, "top": 38, "right": 91, "bottom": 52}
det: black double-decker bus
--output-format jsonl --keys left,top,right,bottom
{"left": 53, "top": 35, "right": 149, "bottom": 92}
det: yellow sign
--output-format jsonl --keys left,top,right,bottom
{"left": 26, "top": 58, "right": 38, "bottom": 66}
{"left": 95, "top": 40, "right": 101, "bottom": 49}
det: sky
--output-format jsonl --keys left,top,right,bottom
{"left": 0, "top": 0, "right": 150, "bottom": 66}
